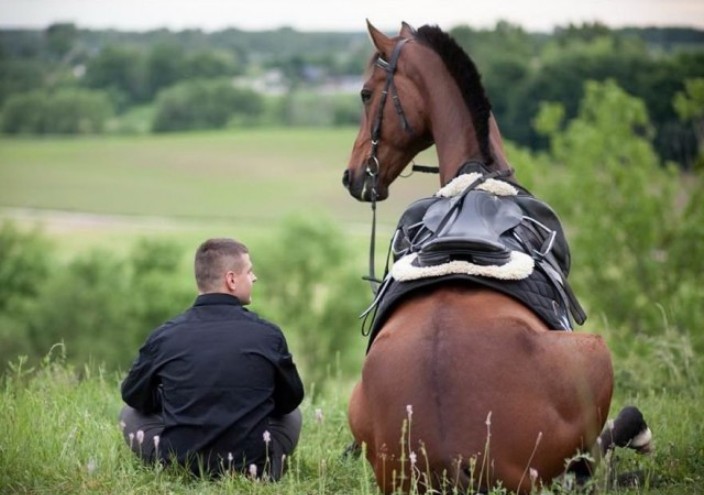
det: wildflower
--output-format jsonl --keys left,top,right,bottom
{"left": 249, "top": 463, "right": 258, "bottom": 478}
{"left": 119, "top": 420, "right": 126, "bottom": 432}
{"left": 136, "top": 429, "right": 145, "bottom": 445}
{"left": 86, "top": 458, "right": 97, "bottom": 475}
{"left": 315, "top": 408, "right": 324, "bottom": 423}
{"left": 529, "top": 468, "right": 539, "bottom": 483}
{"left": 409, "top": 451, "right": 417, "bottom": 467}
{"left": 228, "top": 452, "right": 234, "bottom": 463}
{"left": 153, "top": 435, "right": 160, "bottom": 450}
{"left": 406, "top": 404, "right": 413, "bottom": 418}
{"left": 485, "top": 411, "right": 492, "bottom": 426}
{"left": 128, "top": 432, "right": 135, "bottom": 448}
{"left": 263, "top": 430, "right": 271, "bottom": 445}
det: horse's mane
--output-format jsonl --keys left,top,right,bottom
{"left": 414, "top": 25, "right": 493, "bottom": 164}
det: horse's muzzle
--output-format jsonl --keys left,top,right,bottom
{"left": 342, "top": 168, "right": 366, "bottom": 200}
{"left": 342, "top": 169, "right": 385, "bottom": 202}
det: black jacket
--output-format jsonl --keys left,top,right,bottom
{"left": 121, "top": 293, "right": 304, "bottom": 474}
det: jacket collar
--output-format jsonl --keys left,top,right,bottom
{"left": 194, "top": 293, "right": 243, "bottom": 307}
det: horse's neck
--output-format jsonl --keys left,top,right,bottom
{"left": 426, "top": 77, "right": 511, "bottom": 185}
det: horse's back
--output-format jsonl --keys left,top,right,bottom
{"left": 349, "top": 285, "right": 613, "bottom": 493}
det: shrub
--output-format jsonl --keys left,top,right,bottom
{"left": 1, "top": 88, "right": 114, "bottom": 134}
{"left": 252, "top": 216, "right": 369, "bottom": 395}
{"left": 0, "top": 235, "right": 193, "bottom": 372}
{"left": 151, "top": 78, "right": 264, "bottom": 132}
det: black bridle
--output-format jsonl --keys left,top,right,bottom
{"left": 363, "top": 38, "right": 415, "bottom": 293}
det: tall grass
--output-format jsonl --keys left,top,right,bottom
{"left": 1, "top": 333, "right": 702, "bottom": 495}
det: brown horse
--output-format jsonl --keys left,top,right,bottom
{"left": 342, "top": 22, "right": 650, "bottom": 494}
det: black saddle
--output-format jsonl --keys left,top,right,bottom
{"left": 361, "top": 162, "right": 586, "bottom": 349}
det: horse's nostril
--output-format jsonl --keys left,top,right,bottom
{"left": 342, "top": 169, "right": 350, "bottom": 188}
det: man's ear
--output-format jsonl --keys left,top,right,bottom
{"left": 225, "top": 271, "right": 237, "bottom": 290}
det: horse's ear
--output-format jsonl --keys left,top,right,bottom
{"left": 400, "top": 21, "right": 416, "bottom": 38}
{"left": 366, "top": 19, "right": 394, "bottom": 57}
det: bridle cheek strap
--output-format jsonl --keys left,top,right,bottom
{"left": 363, "top": 38, "right": 415, "bottom": 295}
{"left": 370, "top": 38, "right": 413, "bottom": 157}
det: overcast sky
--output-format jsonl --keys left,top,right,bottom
{"left": 1, "top": 0, "right": 702, "bottom": 33}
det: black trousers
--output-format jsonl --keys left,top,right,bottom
{"left": 119, "top": 404, "right": 302, "bottom": 480}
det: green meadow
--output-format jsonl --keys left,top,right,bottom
{"left": 1, "top": 127, "right": 702, "bottom": 494}
{"left": 0, "top": 128, "right": 439, "bottom": 248}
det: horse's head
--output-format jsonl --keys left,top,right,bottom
{"left": 341, "top": 21, "right": 434, "bottom": 201}
{"left": 342, "top": 21, "right": 511, "bottom": 202}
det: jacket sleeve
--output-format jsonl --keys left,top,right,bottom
{"left": 272, "top": 334, "right": 305, "bottom": 415}
{"left": 121, "top": 338, "right": 162, "bottom": 414}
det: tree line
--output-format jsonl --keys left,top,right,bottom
{"left": 0, "top": 22, "right": 703, "bottom": 167}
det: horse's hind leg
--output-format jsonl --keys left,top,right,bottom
{"left": 566, "top": 406, "right": 653, "bottom": 485}
{"left": 597, "top": 406, "right": 652, "bottom": 454}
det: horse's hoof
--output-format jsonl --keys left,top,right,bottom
{"left": 601, "top": 406, "right": 653, "bottom": 453}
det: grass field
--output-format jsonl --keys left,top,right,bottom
{"left": 1, "top": 129, "right": 702, "bottom": 494}
{"left": 0, "top": 128, "right": 441, "bottom": 250}
{"left": 1, "top": 353, "right": 701, "bottom": 495}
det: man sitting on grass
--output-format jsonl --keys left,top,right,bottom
{"left": 119, "top": 237, "right": 304, "bottom": 480}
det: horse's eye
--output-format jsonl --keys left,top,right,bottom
{"left": 360, "top": 88, "right": 372, "bottom": 104}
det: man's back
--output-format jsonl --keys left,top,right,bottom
{"left": 121, "top": 293, "right": 304, "bottom": 474}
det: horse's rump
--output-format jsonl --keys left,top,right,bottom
{"left": 352, "top": 286, "right": 613, "bottom": 493}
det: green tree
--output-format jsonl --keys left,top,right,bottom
{"left": 1, "top": 88, "right": 113, "bottom": 134}
{"left": 43, "top": 88, "right": 114, "bottom": 133}
{"left": 44, "top": 23, "right": 78, "bottom": 62}
{"left": 183, "top": 50, "right": 241, "bottom": 79}
{"left": 152, "top": 78, "right": 263, "bottom": 132}
{"left": 0, "top": 59, "right": 45, "bottom": 105}
{"left": 144, "top": 42, "right": 186, "bottom": 99}
{"left": 535, "top": 80, "right": 703, "bottom": 347}
{"left": 83, "top": 45, "right": 147, "bottom": 105}
{"left": 0, "top": 90, "right": 47, "bottom": 133}
{"left": 674, "top": 77, "right": 704, "bottom": 169}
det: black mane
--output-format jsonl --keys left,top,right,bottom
{"left": 415, "top": 25, "right": 493, "bottom": 164}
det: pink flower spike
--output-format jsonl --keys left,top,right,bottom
{"left": 128, "top": 432, "right": 135, "bottom": 448}
{"left": 529, "top": 468, "right": 539, "bottom": 482}
{"left": 136, "top": 429, "right": 145, "bottom": 445}
{"left": 406, "top": 404, "right": 413, "bottom": 417}
{"left": 249, "top": 463, "right": 258, "bottom": 478}
{"left": 409, "top": 451, "right": 417, "bottom": 466}
{"left": 263, "top": 430, "right": 271, "bottom": 444}
{"left": 153, "top": 435, "right": 160, "bottom": 450}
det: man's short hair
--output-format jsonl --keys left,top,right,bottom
{"left": 194, "top": 238, "right": 249, "bottom": 293}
